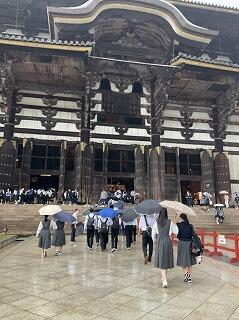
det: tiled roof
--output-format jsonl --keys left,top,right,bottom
{"left": 171, "top": 52, "right": 239, "bottom": 68}
{"left": 171, "top": 0, "right": 239, "bottom": 10}
{"left": 0, "top": 33, "right": 93, "bottom": 47}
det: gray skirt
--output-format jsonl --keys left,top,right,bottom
{"left": 52, "top": 229, "right": 66, "bottom": 247}
{"left": 38, "top": 229, "right": 51, "bottom": 249}
{"left": 177, "top": 240, "right": 197, "bottom": 268}
{"left": 154, "top": 236, "right": 174, "bottom": 269}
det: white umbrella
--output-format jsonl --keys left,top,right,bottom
{"left": 39, "top": 205, "right": 62, "bottom": 216}
{"left": 219, "top": 191, "right": 229, "bottom": 195}
{"left": 160, "top": 200, "right": 197, "bottom": 217}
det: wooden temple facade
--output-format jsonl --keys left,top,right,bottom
{"left": 0, "top": 0, "right": 239, "bottom": 202}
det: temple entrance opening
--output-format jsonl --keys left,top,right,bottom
{"left": 107, "top": 177, "right": 134, "bottom": 193}
{"left": 181, "top": 180, "right": 201, "bottom": 205}
{"left": 30, "top": 175, "right": 59, "bottom": 190}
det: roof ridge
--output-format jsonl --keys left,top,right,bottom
{"left": 170, "top": 0, "right": 239, "bottom": 11}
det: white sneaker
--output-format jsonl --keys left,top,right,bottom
{"left": 111, "top": 248, "right": 116, "bottom": 253}
{"left": 162, "top": 280, "right": 168, "bottom": 288}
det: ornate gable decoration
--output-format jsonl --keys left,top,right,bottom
{"left": 47, "top": 0, "right": 218, "bottom": 45}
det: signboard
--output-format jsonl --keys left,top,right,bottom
{"left": 218, "top": 235, "right": 226, "bottom": 245}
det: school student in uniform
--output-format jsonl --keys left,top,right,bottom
{"left": 111, "top": 214, "right": 120, "bottom": 252}
{"left": 36, "top": 215, "right": 56, "bottom": 257}
{"left": 98, "top": 216, "right": 112, "bottom": 251}
{"left": 84, "top": 208, "right": 95, "bottom": 250}
{"left": 124, "top": 219, "right": 136, "bottom": 250}
{"left": 52, "top": 220, "right": 66, "bottom": 256}
{"left": 70, "top": 209, "right": 78, "bottom": 246}
{"left": 138, "top": 215, "right": 155, "bottom": 264}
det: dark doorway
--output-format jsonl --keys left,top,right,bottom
{"left": 107, "top": 177, "right": 134, "bottom": 192}
{"left": 181, "top": 180, "right": 201, "bottom": 204}
{"left": 30, "top": 175, "right": 59, "bottom": 190}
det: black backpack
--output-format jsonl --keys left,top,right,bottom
{"left": 191, "top": 234, "right": 203, "bottom": 255}
{"left": 100, "top": 218, "right": 108, "bottom": 233}
{"left": 112, "top": 216, "right": 120, "bottom": 229}
{"left": 87, "top": 215, "right": 95, "bottom": 230}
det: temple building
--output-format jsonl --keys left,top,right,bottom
{"left": 0, "top": 0, "right": 239, "bottom": 203}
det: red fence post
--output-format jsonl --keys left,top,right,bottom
{"left": 229, "top": 235, "right": 239, "bottom": 264}
{"left": 208, "top": 231, "right": 223, "bottom": 257}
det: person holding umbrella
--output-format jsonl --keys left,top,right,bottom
{"left": 111, "top": 213, "right": 120, "bottom": 253}
{"left": 98, "top": 207, "right": 114, "bottom": 251}
{"left": 36, "top": 215, "right": 56, "bottom": 257}
{"left": 70, "top": 208, "right": 79, "bottom": 246}
{"left": 176, "top": 213, "right": 196, "bottom": 283}
{"left": 84, "top": 208, "right": 96, "bottom": 251}
{"left": 152, "top": 208, "right": 178, "bottom": 288}
{"left": 52, "top": 220, "right": 66, "bottom": 256}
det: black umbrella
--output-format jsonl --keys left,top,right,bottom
{"left": 114, "top": 200, "right": 126, "bottom": 209}
{"left": 135, "top": 200, "right": 161, "bottom": 216}
{"left": 75, "top": 222, "right": 84, "bottom": 237}
{"left": 121, "top": 208, "right": 138, "bottom": 223}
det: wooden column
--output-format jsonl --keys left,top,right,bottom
{"left": 0, "top": 139, "right": 16, "bottom": 189}
{"left": 214, "top": 152, "right": 231, "bottom": 202}
{"left": 212, "top": 107, "right": 225, "bottom": 153}
{"left": 201, "top": 150, "right": 216, "bottom": 203}
{"left": 0, "top": 65, "right": 16, "bottom": 140}
{"left": 135, "top": 146, "right": 145, "bottom": 197}
{"left": 58, "top": 141, "right": 67, "bottom": 202}
{"left": 149, "top": 147, "right": 162, "bottom": 200}
{"left": 20, "top": 139, "right": 33, "bottom": 190}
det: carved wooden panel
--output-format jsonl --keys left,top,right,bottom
{"left": 201, "top": 150, "right": 215, "bottom": 202}
{"left": 0, "top": 140, "right": 16, "bottom": 189}
{"left": 214, "top": 153, "right": 231, "bottom": 201}
{"left": 20, "top": 140, "right": 33, "bottom": 190}
{"left": 58, "top": 141, "right": 67, "bottom": 200}
{"left": 135, "top": 147, "right": 144, "bottom": 196}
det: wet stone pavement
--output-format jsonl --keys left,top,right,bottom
{"left": 0, "top": 236, "right": 239, "bottom": 320}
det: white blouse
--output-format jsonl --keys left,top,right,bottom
{"left": 152, "top": 220, "right": 178, "bottom": 241}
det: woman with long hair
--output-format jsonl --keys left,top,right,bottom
{"left": 152, "top": 208, "right": 178, "bottom": 288}
{"left": 177, "top": 213, "right": 196, "bottom": 283}
{"left": 36, "top": 215, "right": 56, "bottom": 257}
{"left": 52, "top": 220, "right": 66, "bottom": 255}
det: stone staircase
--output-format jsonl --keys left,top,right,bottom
{"left": 0, "top": 204, "right": 239, "bottom": 235}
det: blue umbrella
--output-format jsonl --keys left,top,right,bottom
{"left": 99, "top": 208, "right": 118, "bottom": 219}
{"left": 53, "top": 211, "right": 76, "bottom": 223}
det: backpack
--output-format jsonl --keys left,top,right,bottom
{"left": 87, "top": 215, "right": 95, "bottom": 230}
{"left": 100, "top": 218, "right": 108, "bottom": 233}
{"left": 191, "top": 234, "right": 203, "bottom": 255}
{"left": 112, "top": 216, "right": 120, "bottom": 229}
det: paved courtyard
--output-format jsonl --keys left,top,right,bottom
{"left": 0, "top": 236, "right": 239, "bottom": 320}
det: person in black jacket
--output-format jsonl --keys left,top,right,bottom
{"left": 177, "top": 213, "right": 196, "bottom": 283}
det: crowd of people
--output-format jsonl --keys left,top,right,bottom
{"left": 0, "top": 188, "right": 57, "bottom": 204}
{"left": 37, "top": 201, "right": 203, "bottom": 288}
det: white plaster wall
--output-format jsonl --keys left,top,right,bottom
{"left": 57, "top": 100, "right": 77, "bottom": 109}
{"left": 230, "top": 115, "right": 239, "bottom": 122}
{"left": 231, "top": 184, "right": 239, "bottom": 194}
{"left": 163, "top": 110, "right": 182, "bottom": 118}
{"left": 162, "top": 130, "right": 183, "bottom": 139}
{"left": 190, "top": 112, "right": 211, "bottom": 120}
{"left": 91, "top": 137, "right": 151, "bottom": 145}
{"left": 14, "top": 132, "right": 80, "bottom": 142}
{"left": 54, "top": 123, "right": 78, "bottom": 132}
{"left": 163, "top": 120, "right": 183, "bottom": 129}
{"left": 191, "top": 132, "right": 214, "bottom": 142}
{"left": 191, "top": 122, "right": 211, "bottom": 130}
{"left": 225, "top": 135, "right": 239, "bottom": 143}
{"left": 227, "top": 125, "right": 239, "bottom": 132}
{"left": 55, "top": 111, "right": 78, "bottom": 120}
{"left": 18, "top": 108, "right": 43, "bottom": 117}
{"left": 125, "top": 128, "right": 149, "bottom": 137}
{"left": 161, "top": 142, "right": 213, "bottom": 150}
{"left": 228, "top": 155, "right": 239, "bottom": 180}
{"left": 15, "top": 120, "right": 45, "bottom": 130}
{"left": 92, "top": 126, "right": 117, "bottom": 135}
{"left": 20, "top": 97, "right": 45, "bottom": 107}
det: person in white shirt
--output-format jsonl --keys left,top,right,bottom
{"left": 152, "top": 208, "right": 178, "bottom": 288}
{"left": 84, "top": 208, "right": 96, "bottom": 250}
{"left": 100, "top": 190, "right": 108, "bottom": 205}
{"left": 138, "top": 215, "right": 156, "bottom": 264}
{"left": 98, "top": 216, "right": 112, "bottom": 251}
{"left": 224, "top": 194, "right": 229, "bottom": 208}
{"left": 70, "top": 209, "right": 78, "bottom": 246}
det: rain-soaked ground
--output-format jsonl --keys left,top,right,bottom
{"left": 0, "top": 236, "right": 239, "bottom": 320}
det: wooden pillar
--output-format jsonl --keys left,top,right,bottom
{"left": 20, "top": 139, "right": 33, "bottom": 190}
{"left": 149, "top": 147, "right": 162, "bottom": 200}
{"left": 200, "top": 150, "right": 216, "bottom": 203}
{"left": 102, "top": 142, "right": 108, "bottom": 187}
{"left": 135, "top": 146, "right": 145, "bottom": 197}
{"left": 212, "top": 107, "right": 224, "bottom": 153}
{"left": 75, "top": 142, "right": 93, "bottom": 204}
{"left": 176, "top": 148, "right": 182, "bottom": 202}
{"left": 0, "top": 139, "right": 16, "bottom": 189}
{"left": 214, "top": 152, "right": 231, "bottom": 202}
{"left": 58, "top": 141, "right": 67, "bottom": 202}
{"left": 0, "top": 66, "right": 16, "bottom": 140}
{"left": 151, "top": 77, "right": 161, "bottom": 148}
